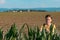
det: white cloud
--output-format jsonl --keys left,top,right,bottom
{"left": 0, "top": 0, "right": 5, "bottom": 4}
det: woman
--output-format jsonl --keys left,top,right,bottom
{"left": 40, "top": 14, "right": 56, "bottom": 34}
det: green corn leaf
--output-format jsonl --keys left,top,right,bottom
{"left": 5, "top": 23, "right": 18, "bottom": 40}
{"left": 0, "top": 28, "right": 3, "bottom": 40}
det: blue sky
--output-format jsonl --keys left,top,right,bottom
{"left": 0, "top": 0, "right": 60, "bottom": 8}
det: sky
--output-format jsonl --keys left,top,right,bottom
{"left": 0, "top": 0, "right": 60, "bottom": 8}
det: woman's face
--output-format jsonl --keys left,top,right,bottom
{"left": 46, "top": 17, "right": 52, "bottom": 24}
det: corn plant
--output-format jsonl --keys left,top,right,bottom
{"left": 4, "top": 23, "right": 18, "bottom": 40}
{"left": 0, "top": 28, "right": 3, "bottom": 40}
{"left": 19, "top": 23, "right": 27, "bottom": 40}
{"left": 41, "top": 24, "right": 47, "bottom": 40}
{"left": 0, "top": 23, "right": 59, "bottom": 40}
{"left": 19, "top": 24, "right": 60, "bottom": 40}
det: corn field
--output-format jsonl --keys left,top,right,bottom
{"left": 0, "top": 23, "right": 60, "bottom": 40}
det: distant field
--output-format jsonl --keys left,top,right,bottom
{"left": 0, "top": 12, "right": 60, "bottom": 34}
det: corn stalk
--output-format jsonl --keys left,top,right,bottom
{"left": 0, "top": 28, "right": 3, "bottom": 40}
{"left": 5, "top": 23, "right": 18, "bottom": 40}
{"left": 0, "top": 23, "right": 59, "bottom": 40}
